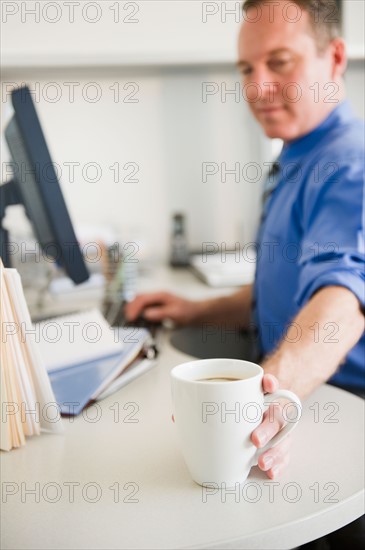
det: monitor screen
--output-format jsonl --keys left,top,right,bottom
{"left": 1, "top": 86, "right": 89, "bottom": 285}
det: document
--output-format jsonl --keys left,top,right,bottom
{"left": 36, "top": 311, "right": 157, "bottom": 415}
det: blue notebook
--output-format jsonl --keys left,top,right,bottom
{"left": 49, "top": 340, "right": 153, "bottom": 415}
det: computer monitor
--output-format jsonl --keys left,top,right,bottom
{"left": 1, "top": 85, "right": 89, "bottom": 285}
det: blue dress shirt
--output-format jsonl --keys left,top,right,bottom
{"left": 255, "top": 100, "right": 365, "bottom": 389}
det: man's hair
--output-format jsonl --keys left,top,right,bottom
{"left": 242, "top": 0, "right": 342, "bottom": 52}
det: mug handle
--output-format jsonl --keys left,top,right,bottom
{"left": 251, "top": 389, "right": 302, "bottom": 466}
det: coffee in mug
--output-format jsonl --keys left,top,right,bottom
{"left": 196, "top": 377, "right": 242, "bottom": 383}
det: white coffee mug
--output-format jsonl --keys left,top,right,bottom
{"left": 171, "top": 358, "right": 301, "bottom": 488}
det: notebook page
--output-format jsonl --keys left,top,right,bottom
{"left": 36, "top": 308, "right": 124, "bottom": 372}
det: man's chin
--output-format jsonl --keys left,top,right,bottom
{"left": 253, "top": 111, "right": 297, "bottom": 140}
{"left": 262, "top": 126, "right": 286, "bottom": 139}
{"left": 261, "top": 123, "right": 297, "bottom": 141}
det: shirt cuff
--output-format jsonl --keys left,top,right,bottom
{"left": 295, "top": 269, "right": 365, "bottom": 310}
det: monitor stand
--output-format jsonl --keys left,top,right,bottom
{"left": 1, "top": 179, "right": 58, "bottom": 315}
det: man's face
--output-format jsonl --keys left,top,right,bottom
{"left": 238, "top": 2, "right": 339, "bottom": 141}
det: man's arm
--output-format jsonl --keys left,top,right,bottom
{"left": 125, "top": 284, "right": 253, "bottom": 329}
{"left": 250, "top": 285, "right": 363, "bottom": 479}
{"left": 261, "top": 285, "right": 364, "bottom": 400}
{"left": 193, "top": 284, "right": 253, "bottom": 329}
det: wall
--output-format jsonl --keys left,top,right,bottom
{"left": 1, "top": 0, "right": 364, "bottom": 264}
{"left": 1, "top": 64, "right": 265, "bottom": 262}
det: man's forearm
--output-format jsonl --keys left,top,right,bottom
{"left": 262, "top": 286, "right": 364, "bottom": 400}
{"left": 193, "top": 284, "right": 253, "bottom": 329}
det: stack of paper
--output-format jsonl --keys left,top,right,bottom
{"left": 0, "top": 259, "right": 63, "bottom": 452}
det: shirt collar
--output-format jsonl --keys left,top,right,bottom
{"left": 279, "top": 100, "right": 355, "bottom": 163}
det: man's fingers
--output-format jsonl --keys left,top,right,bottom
{"left": 124, "top": 295, "right": 148, "bottom": 320}
{"left": 251, "top": 403, "right": 285, "bottom": 448}
{"left": 250, "top": 373, "right": 292, "bottom": 479}
{"left": 125, "top": 292, "right": 170, "bottom": 320}
{"left": 143, "top": 306, "right": 171, "bottom": 321}
{"left": 262, "top": 373, "right": 279, "bottom": 394}
{"left": 257, "top": 436, "right": 291, "bottom": 473}
{"left": 256, "top": 437, "right": 292, "bottom": 480}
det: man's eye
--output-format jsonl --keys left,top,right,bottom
{"left": 268, "top": 59, "right": 293, "bottom": 71}
{"left": 240, "top": 67, "right": 253, "bottom": 76}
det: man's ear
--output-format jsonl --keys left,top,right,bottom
{"left": 330, "top": 38, "right": 347, "bottom": 79}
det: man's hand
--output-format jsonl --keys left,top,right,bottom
{"left": 125, "top": 285, "right": 254, "bottom": 330}
{"left": 251, "top": 373, "right": 291, "bottom": 479}
{"left": 125, "top": 291, "right": 200, "bottom": 326}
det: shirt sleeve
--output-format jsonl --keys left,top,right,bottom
{"left": 295, "top": 154, "right": 365, "bottom": 309}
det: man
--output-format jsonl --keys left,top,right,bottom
{"left": 127, "top": 0, "right": 364, "bottom": 484}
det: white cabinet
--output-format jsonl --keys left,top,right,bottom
{"left": 1, "top": 1, "right": 241, "bottom": 67}
{"left": 2, "top": 1, "right": 364, "bottom": 67}
{"left": 343, "top": 0, "right": 365, "bottom": 59}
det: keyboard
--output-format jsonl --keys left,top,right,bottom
{"left": 190, "top": 252, "right": 256, "bottom": 287}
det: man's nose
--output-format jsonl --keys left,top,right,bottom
{"left": 244, "top": 69, "right": 280, "bottom": 103}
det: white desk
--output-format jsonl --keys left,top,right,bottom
{"left": 2, "top": 267, "right": 364, "bottom": 549}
